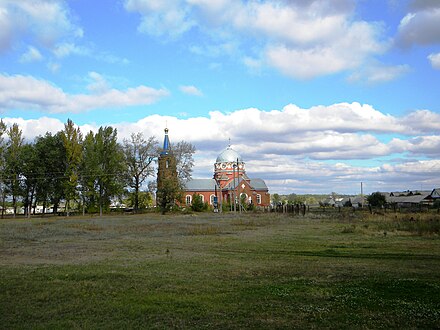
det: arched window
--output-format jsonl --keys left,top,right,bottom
{"left": 210, "top": 194, "right": 216, "bottom": 205}
{"left": 186, "top": 195, "right": 192, "bottom": 205}
{"left": 256, "top": 194, "right": 261, "bottom": 204}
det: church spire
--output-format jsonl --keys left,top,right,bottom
{"left": 161, "top": 127, "right": 171, "bottom": 155}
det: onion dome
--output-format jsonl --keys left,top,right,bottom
{"left": 216, "top": 146, "right": 243, "bottom": 163}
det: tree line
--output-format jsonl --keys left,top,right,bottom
{"left": 0, "top": 119, "right": 195, "bottom": 218}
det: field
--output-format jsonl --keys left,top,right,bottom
{"left": 1, "top": 211, "right": 440, "bottom": 329}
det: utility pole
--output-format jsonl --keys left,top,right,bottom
{"left": 361, "top": 182, "right": 364, "bottom": 208}
{"left": 237, "top": 158, "right": 241, "bottom": 214}
{"left": 232, "top": 164, "right": 236, "bottom": 212}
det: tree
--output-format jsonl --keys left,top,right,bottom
{"left": 272, "top": 193, "right": 281, "bottom": 205}
{"left": 81, "top": 127, "right": 126, "bottom": 216}
{"left": 171, "top": 141, "right": 195, "bottom": 183}
{"left": 191, "top": 193, "right": 206, "bottom": 212}
{"left": 20, "top": 143, "right": 39, "bottom": 218}
{"left": 5, "top": 123, "right": 24, "bottom": 217}
{"left": 126, "top": 191, "right": 153, "bottom": 210}
{"left": 34, "top": 133, "right": 66, "bottom": 215}
{"left": 123, "top": 133, "right": 158, "bottom": 212}
{"left": 156, "top": 176, "right": 182, "bottom": 214}
{"left": 367, "top": 192, "right": 387, "bottom": 208}
{"left": 61, "top": 119, "right": 83, "bottom": 216}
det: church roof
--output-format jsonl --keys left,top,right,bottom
{"left": 250, "top": 178, "right": 269, "bottom": 191}
{"left": 184, "top": 179, "right": 219, "bottom": 191}
{"left": 223, "top": 177, "right": 268, "bottom": 191}
{"left": 216, "top": 146, "right": 243, "bottom": 163}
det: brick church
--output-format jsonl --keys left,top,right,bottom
{"left": 157, "top": 128, "right": 270, "bottom": 209}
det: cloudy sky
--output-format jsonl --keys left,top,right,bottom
{"left": 1, "top": 0, "right": 440, "bottom": 195}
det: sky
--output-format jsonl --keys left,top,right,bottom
{"left": 1, "top": 0, "right": 440, "bottom": 195}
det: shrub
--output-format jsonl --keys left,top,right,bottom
{"left": 191, "top": 193, "right": 206, "bottom": 212}
{"left": 367, "top": 192, "right": 386, "bottom": 208}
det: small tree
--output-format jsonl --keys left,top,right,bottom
{"left": 156, "top": 176, "right": 182, "bottom": 214}
{"left": 191, "top": 193, "right": 205, "bottom": 212}
{"left": 367, "top": 192, "right": 386, "bottom": 208}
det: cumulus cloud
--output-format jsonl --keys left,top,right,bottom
{"left": 0, "top": 0, "right": 82, "bottom": 53}
{"left": 0, "top": 73, "right": 169, "bottom": 113}
{"left": 124, "top": 0, "right": 195, "bottom": 38}
{"left": 179, "top": 85, "right": 203, "bottom": 96}
{"left": 428, "top": 52, "right": 440, "bottom": 69}
{"left": 124, "top": 0, "right": 388, "bottom": 79}
{"left": 19, "top": 46, "right": 43, "bottom": 63}
{"left": 4, "top": 102, "right": 440, "bottom": 194}
{"left": 396, "top": 5, "right": 440, "bottom": 47}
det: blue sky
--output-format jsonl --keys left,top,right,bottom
{"left": 1, "top": 0, "right": 440, "bottom": 195}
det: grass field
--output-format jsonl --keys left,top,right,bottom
{"left": 1, "top": 211, "right": 440, "bottom": 329}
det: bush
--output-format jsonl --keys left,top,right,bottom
{"left": 367, "top": 192, "right": 386, "bottom": 208}
{"left": 191, "top": 193, "right": 206, "bottom": 212}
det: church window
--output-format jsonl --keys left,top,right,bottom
{"left": 256, "top": 194, "right": 261, "bottom": 204}
{"left": 186, "top": 195, "right": 192, "bottom": 205}
{"left": 210, "top": 194, "right": 216, "bottom": 205}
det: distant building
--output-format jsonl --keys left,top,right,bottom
{"left": 156, "top": 128, "right": 270, "bottom": 209}
{"left": 184, "top": 144, "right": 270, "bottom": 209}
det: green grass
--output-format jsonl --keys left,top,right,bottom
{"left": 1, "top": 212, "right": 440, "bottom": 329}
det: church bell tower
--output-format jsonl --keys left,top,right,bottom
{"left": 156, "top": 127, "right": 178, "bottom": 206}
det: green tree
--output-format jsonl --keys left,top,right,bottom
{"left": 5, "top": 123, "right": 24, "bottom": 217}
{"left": 126, "top": 191, "right": 153, "bottom": 210}
{"left": 123, "top": 133, "right": 158, "bottom": 213}
{"left": 156, "top": 176, "right": 182, "bottom": 214}
{"left": 367, "top": 192, "right": 387, "bottom": 208}
{"left": 81, "top": 127, "right": 126, "bottom": 216}
{"left": 80, "top": 131, "right": 99, "bottom": 214}
{"left": 61, "top": 119, "right": 83, "bottom": 216}
{"left": 272, "top": 193, "right": 281, "bottom": 205}
{"left": 191, "top": 193, "right": 205, "bottom": 212}
{"left": 20, "top": 143, "right": 39, "bottom": 217}
{"left": 34, "top": 133, "right": 66, "bottom": 215}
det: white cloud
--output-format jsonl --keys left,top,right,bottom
{"left": 19, "top": 46, "right": 43, "bottom": 63}
{"left": 396, "top": 7, "right": 440, "bottom": 47}
{"left": 179, "top": 85, "right": 203, "bottom": 96}
{"left": 124, "top": 0, "right": 388, "bottom": 79}
{"left": 428, "top": 52, "right": 440, "bottom": 69}
{"left": 348, "top": 63, "right": 410, "bottom": 84}
{"left": 124, "top": 0, "right": 195, "bottom": 38}
{"left": 53, "top": 42, "right": 89, "bottom": 58}
{"left": 0, "top": 74, "right": 169, "bottom": 113}
{"left": 0, "top": 0, "right": 82, "bottom": 52}
{"left": 4, "top": 102, "right": 440, "bottom": 194}
{"left": 2, "top": 116, "right": 65, "bottom": 141}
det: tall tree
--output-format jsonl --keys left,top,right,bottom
{"left": 171, "top": 141, "right": 195, "bottom": 183}
{"left": 81, "top": 127, "right": 126, "bottom": 216}
{"left": 34, "top": 133, "right": 66, "bottom": 215}
{"left": 61, "top": 119, "right": 83, "bottom": 216}
{"left": 20, "top": 143, "right": 38, "bottom": 218}
{"left": 123, "top": 133, "right": 158, "bottom": 212}
{"left": 5, "top": 123, "right": 24, "bottom": 217}
{"left": 80, "top": 131, "right": 99, "bottom": 214}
